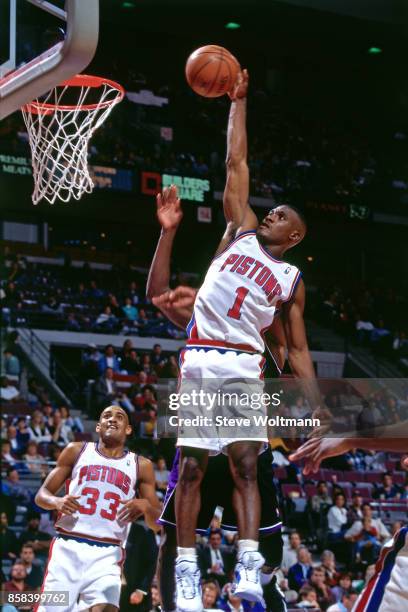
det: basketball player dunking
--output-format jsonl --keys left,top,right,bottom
{"left": 34, "top": 405, "right": 161, "bottom": 612}
{"left": 290, "top": 434, "right": 408, "bottom": 612}
{"left": 148, "top": 69, "right": 320, "bottom": 611}
{"left": 147, "top": 196, "right": 288, "bottom": 612}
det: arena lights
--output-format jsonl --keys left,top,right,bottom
{"left": 225, "top": 22, "right": 241, "bottom": 30}
{"left": 368, "top": 47, "right": 382, "bottom": 55}
{"left": 122, "top": 2, "right": 136, "bottom": 8}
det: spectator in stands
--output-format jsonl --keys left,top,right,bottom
{"left": 140, "top": 354, "right": 153, "bottom": 376}
{"left": 281, "top": 531, "right": 302, "bottom": 575}
{"left": 20, "top": 543, "right": 43, "bottom": 589}
{"left": 3, "top": 349, "right": 21, "bottom": 380}
{"left": 66, "top": 312, "right": 81, "bottom": 331}
{"left": 0, "top": 511, "right": 18, "bottom": 560}
{"left": 122, "top": 297, "right": 139, "bottom": 322}
{"left": 48, "top": 409, "right": 74, "bottom": 447}
{"left": 347, "top": 492, "right": 363, "bottom": 523}
{"left": 94, "top": 367, "right": 119, "bottom": 410}
{"left": 159, "top": 354, "right": 179, "bottom": 378}
{"left": 320, "top": 550, "right": 338, "bottom": 587}
{"left": 151, "top": 344, "right": 166, "bottom": 370}
{"left": 121, "top": 349, "right": 141, "bottom": 375}
{"left": 23, "top": 441, "right": 48, "bottom": 475}
{"left": 311, "top": 481, "right": 332, "bottom": 515}
{"left": 98, "top": 344, "right": 120, "bottom": 374}
{"left": 7, "top": 425, "right": 24, "bottom": 455}
{"left": 19, "top": 511, "right": 51, "bottom": 563}
{"left": 28, "top": 410, "right": 52, "bottom": 444}
{"left": 60, "top": 405, "right": 84, "bottom": 433}
{"left": 15, "top": 417, "right": 31, "bottom": 451}
{"left": 331, "top": 573, "right": 352, "bottom": 603}
{"left": 27, "top": 377, "right": 49, "bottom": 405}
{"left": 326, "top": 590, "right": 358, "bottom": 612}
{"left": 327, "top": 494, "right": 348, "bottom": 542}
{"left": 0, "top": 377, "right": 21, "bottom": 402}
{"left": 345, "top": 507, "right": 388, "bottom": 564}
{"left": 201, "top": 581, "right": 220, "bottom": 610}
{"left": 1, "top": 467, "right": 32, "bottom": 506}
{"left": 1, "top": 439, "right": 18, "bottom": 467}
{"left": 120, "top": 339, "right": 134, "bottom": 362}
{"left": 288, "top": 546, "right": 313, "bottom": 591}
{"left": 296, "top": 584, "right": 320, "bottom": 609}
{"left": 154, "top": 456, "right": 169, "bottom": 497}
{"left": 94, "top": 306, "right": 118, "bottom": 332}
{"left": 373, "top": 472, "right": 402, "bottom": 499}
{"left": 2, "top": 560, "right": 29, "bottom": 594}
{"left": 307, "top": 566, "right": 336, "bottom": 611}
{"left": 355, "top": 315, "right": 374, "bottom": 344}
{"left": 345, "top": 449, "right": 366, "bottom": 471}
{"left": 391, "top": 520, "right": 403, "bottom": 535}
{"left": 150, "top": 583, "right": 161, "bottom": 612}
{"left": 198, "top": 529, "right": 232, "bottom": 587}
{"left": 108, "top": 294, "right": 123, "bottom": 319}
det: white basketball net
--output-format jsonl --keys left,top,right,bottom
{"left": 22, "top": 76, "right": 123, "bottom": 205}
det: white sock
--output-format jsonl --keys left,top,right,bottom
{"left": 177, "top": 547, "right": 197, "bottom": 562}
{"left": 238, "top": 539, "right": 259, "bottom": 555}
{"left": 261, "top": 571, "right": 274, "bottom": 586}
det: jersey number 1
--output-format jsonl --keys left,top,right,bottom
{"left": 227, "top": 287, "right": 249, "bottom": 320}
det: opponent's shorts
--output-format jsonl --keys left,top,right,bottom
{"left": 35, "top": 535, "right": 125, "bottom": 612}
{"left": 159, "top": 446, "right": 282, "bottom": 567}
{"left": 353, "top": 526, "right": 408, "bottom": 612}
{"left": 176, "top": 347, "right": 268, "bottom": 454}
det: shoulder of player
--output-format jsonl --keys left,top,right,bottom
{"left": 136, "top": 455, "right": 155, "bottom": 480}
{"left": 58, "top": 441, "right": 87, "bottom": 465}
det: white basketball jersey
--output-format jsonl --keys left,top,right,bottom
{"left": 188, "top": 231, "right": 301, "bottom": 353}
{"left": 55, "top": 442, "right": 138, "bottom": 547}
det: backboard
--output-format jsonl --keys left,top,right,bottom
{"left": 0, "top": 0, "right": 99, "bottom": 120}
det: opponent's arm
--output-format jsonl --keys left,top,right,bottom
{"left": 146, "top": 185, "right": 183, "bottom": 300}
{"left": 35, "top": 442, "right": 83, "bottom": 513}
{"left": 218, "top": 70, "right": 257, "bottom": 255}
{"left": 289, "top": 432, "right": 408, "bottom": 475}
{"left": 117, "top": 457, "right": 161, "bottom": 532}
{"left": 152, "top": 286, "right": 197, "bottom": 329}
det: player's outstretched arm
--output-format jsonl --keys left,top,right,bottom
{"left": 35, "top": 442, "right": 83, "bottom": 513}
{"left": 146, "top": 185, "right": 183, "bottom": 300}
{"left": 221, "top": 69, "right": 258, "bottom": 247}
{"left": 117, "top": 457, "right": 161, "bottom": 532}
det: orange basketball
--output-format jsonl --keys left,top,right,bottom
{"left": 185, "top": 45, "right": 240, "bottom": 98}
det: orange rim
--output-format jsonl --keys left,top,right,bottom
{"left": 22, "top": 74, "right": 125, "bottom": 114}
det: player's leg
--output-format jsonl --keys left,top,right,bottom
{"left": 88, "top": 605, "right": 118, "bottom": 612}
{"left": 227, "top": 440, "right": 265, "bottom": 604}
{"left": 157, "top": 525, "right": 177, "bottom": 612}
{"left": 175, "top": 445, "right": 209, "bottom": 612}
{"left": 77, "top": 544, "right": 123, "bottom": 612}
{"left": 35, "top": 538, "right": 82, "bottom": 612}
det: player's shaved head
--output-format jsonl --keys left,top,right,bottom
{"left": 100, "top": 405, "right": 130, "bottom": 423}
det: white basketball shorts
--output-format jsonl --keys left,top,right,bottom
{"left": 35, "top": 536, "right": 125, "bottom": 612}
{"left": 176, "top": 346, "right": 268, "bottom": 454}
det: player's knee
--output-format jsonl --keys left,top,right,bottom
{"left": 232, "top": 453, "right": 258, "bottom": 484}
{"left": 179, "top": 456, "right": 204, "bottom": 487}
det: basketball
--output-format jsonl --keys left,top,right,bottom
{"left": 185, "top": 45, "right": 240, "bottom": 98}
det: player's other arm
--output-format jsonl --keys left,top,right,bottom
{"left": 35, "top": 442, "right": 83, "bottom": 514}
{"left": 146, "top": 185, "right": 183, "bottom": 300}
{"left": 264, "top": 317, "right": 287, "bottom": 373}
{"left": 221, "top": 70, "right": 258, "bottom": 249}
{"left": 138, "top": 457, "right": 162, "bottom": 531}
{"left": 118, "top": 457, "right": 161, "bottom": 532}
{"left": 282, "top": 279, "right": 322, "bottom": 409}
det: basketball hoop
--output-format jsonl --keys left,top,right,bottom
{"left": 22, "top": 74, "right": 124, "bottom": 205}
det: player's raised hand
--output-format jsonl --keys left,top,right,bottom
{"left": 229, "top": 68, "right": 249, "bottom": 100}
{"left": 55, "top": 494, "right": 81, "bottom": 515}
{"left": 117, "top": 497, "right": 150, "bottom": 523}
{"left": 288, "top": 437, "right": 351, "bottom": 475}
{"left": 156, "top": 184, "right": 183, "bottom": 231}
